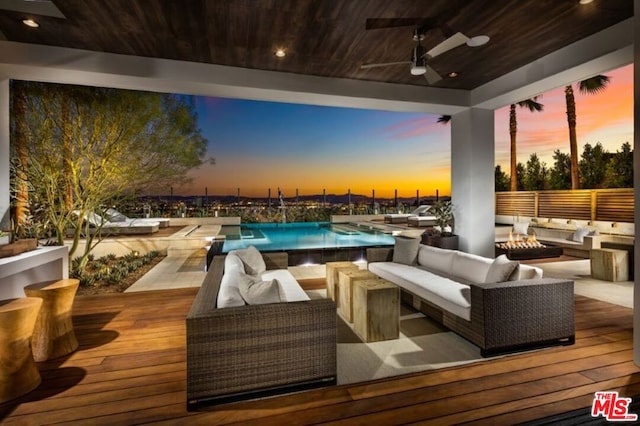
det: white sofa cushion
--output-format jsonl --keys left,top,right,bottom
{"left": 216, "top": 253, "right": 247, "bottom": 308}
{"left": 261, "top": 269, "right": 310, "bottom": 302}
{"left": 369, "top": 262, "right": 471, "bottom": 321}
{"left": 417, "top": 244, "right": 456, "bottom": 276}
{"left": 238, "top": 272, "right": 282, "bottom": 305}
{"left": 451, "top": 251, "right": 493, "bottom": 283}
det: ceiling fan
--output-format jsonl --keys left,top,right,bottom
{"left": 361, "top": 20, "right": 488, "bottom": 84}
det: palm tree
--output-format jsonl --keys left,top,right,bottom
{"left": 437, "top": 115, "right": 451, "bottom": 124}
{"left": 509, "top": 98, "right": 544, "bottom": 191}
{"left": 565, "top": 75, "right": 610, "bottom": 189}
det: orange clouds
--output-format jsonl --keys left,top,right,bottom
{"left": 495, "top": 63, "right": 633, "bottom": 170}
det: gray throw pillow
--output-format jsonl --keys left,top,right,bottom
{"left": 485, "top": 254, "right": 519, "bottom": 283}
{"left": 233, "top": 245, "right": 266, "bottom": 276}
{"left": 392, "top": 236, "right": 420, "bottom": 265}
{"left": 237, "top": 273, "right": 281, "bottom": 305}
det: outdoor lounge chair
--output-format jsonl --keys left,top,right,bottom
{"left": 407, "top": 215, "right": 437, "bottom": 227}
{"left": 105, "top": 208, "right": 170, "bottom": 228}
{"left": 384, "top": 205, "right": 432, "bottom": 224}
{"left": 80, "top": 211, "right": 160, "bottom": 235}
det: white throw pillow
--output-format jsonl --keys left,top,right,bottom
{"left": 513, "top": 222, "right": 529, "bottom": 235}
{"left": 570, "top": 226, "right": 591, "bottom": 243}
{"left": 485, "top": 255, "right": 520, "bottom": 283}
{"left": 232, "top": 245, "right": 266, "bottom": 276}
{"left": 237, "top": 272, "right": 282, "bottom": 305}
{"left": 392, "top": 236, "right": 420, "bottom": 265}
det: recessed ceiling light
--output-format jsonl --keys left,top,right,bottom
{"left": 579, "top": 0, "right": 594, "bottom": 4}
{"left": 22, "top": 18, "right": 39, "bottom": 28}
{"left": 274, "top": 49, "right": 286, "bottom": 58}
{"left": 448, "top": 72, "right": 459, "bottom": 78}
{"left": 467, "top": 35, "right": 490, "bottom": 47}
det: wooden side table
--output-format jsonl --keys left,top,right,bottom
{"left": 0, "top": 297, "right": 43, "bottom": 403}
{"left": 24, "top": 279, "right": 80, "bottom": 362}
{"left": 325, "top": 262, "right": 359, "bottom": 302}
{"left": 353, "top": 279, "right": 400, "bottom": 343}
{"left": 337, "top": 270, "right": 377, "bottom": 323}
{"left": 591, "top": 249, "right": 629, "bottom": 282}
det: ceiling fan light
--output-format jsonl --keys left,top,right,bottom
{"left": 410, "top": 64, "right": 427, "bottom": 75}
{"left": 22, "top": 18, "right": 39, "bottom": 28}
{"left": 467, "top": 35, "right": 490, "bottom": 47}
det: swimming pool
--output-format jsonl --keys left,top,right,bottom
{"left": 220, "top": 222, "right": 395, "bottom": 253}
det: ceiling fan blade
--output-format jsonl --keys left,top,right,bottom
{"left": 424, "top": 66, "right": 442, "bottom": 84}
{"left": 365, "top": 17, "right": 436, "bottom": 30}
{"left": 361, "top": 61, "right": 411, "bottom": 69}
{"left": 426, "top": 32, "right": 470, "bottom": 58}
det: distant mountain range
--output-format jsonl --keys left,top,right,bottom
{"left": 140, "top": 193, "right": 449, "bottom": 204}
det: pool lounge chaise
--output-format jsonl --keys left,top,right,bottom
{"left": 384, "top": 205, "right": 432, "bottom": 224}
{"left": 407, "top": 215, "right": 437, "bottom": 227}
{"left": 79, "top": 211, "right": 160, "bottom": 235}
{"left": 104, "top": 208, "right": 170, "bottom": 228}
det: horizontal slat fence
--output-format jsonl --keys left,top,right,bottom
{"left": 538, "top": 190, "right": 591, "bottom": 220}
{"left": 496, "top": 188, "right": 634, "bottom": 223}
{"left": 596, "top": 189, "right": 635, "bottom": 222}
{"left": 495, "top": 192, "right": 535, "bottom": 217}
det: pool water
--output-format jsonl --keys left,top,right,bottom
{"left": 220, "top": 222, "right": 395, "bottom": 253}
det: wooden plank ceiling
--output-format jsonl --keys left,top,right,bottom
{"left": 0, "top": 0, "right": 633, "bottom": 90}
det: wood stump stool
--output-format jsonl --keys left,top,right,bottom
{"left": 337, "top": 269, "right": 377, "bottom": 322}
{"left": 591, "top": 249, "right": 629, "bottom": 282}
{"left": 24, "top": 279, "right": 80, "bottom": 362}
{"left": 353, "top": 279, "right": 400, "bottom": 343}
{"left": 0, "top": 297, "right": 43, "bottom": 403}
{"left": 325, "top": 262, "right": 359, "bottom": 302}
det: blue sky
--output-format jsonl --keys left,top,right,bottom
{"left": 174, "top": 63, "right": 633, "bottom": 198}
{"left": 182, "top": 97, "right": 450, "bottom": 198}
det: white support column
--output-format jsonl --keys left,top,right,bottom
{"left": 451, "top": 108, "right": 495, "bottom": 257}
{"left": 0, "top": 78, "right": 9, "bottom": 230}
{"left": 633, "top": 0, "right": 639, "bottom": 367}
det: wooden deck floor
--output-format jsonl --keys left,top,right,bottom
{"left": 0, "top": 287, "right": 637, "bottom": 425}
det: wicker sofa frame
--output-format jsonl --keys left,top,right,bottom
{"left": 367, "top": 247, "right": 575, "bottom": 356}
{"left": 186, "top": 252, "right": 337, "bottom": 410}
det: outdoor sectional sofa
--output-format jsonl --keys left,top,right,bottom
{"left": 495, "top": 216, "right": 635, "bottom": 258}
{"left": 367, "top": 239, "right": 575, "bottom": 356}
{"left": 186, "top": 249, "right": 336, "bottom": 409}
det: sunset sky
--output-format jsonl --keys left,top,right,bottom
{"left": 177, "top": 63, "right": 633, "bottom": 198}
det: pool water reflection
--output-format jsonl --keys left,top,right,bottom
{"left": 220, "top": 222, "right": 395, "bottom": 253}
